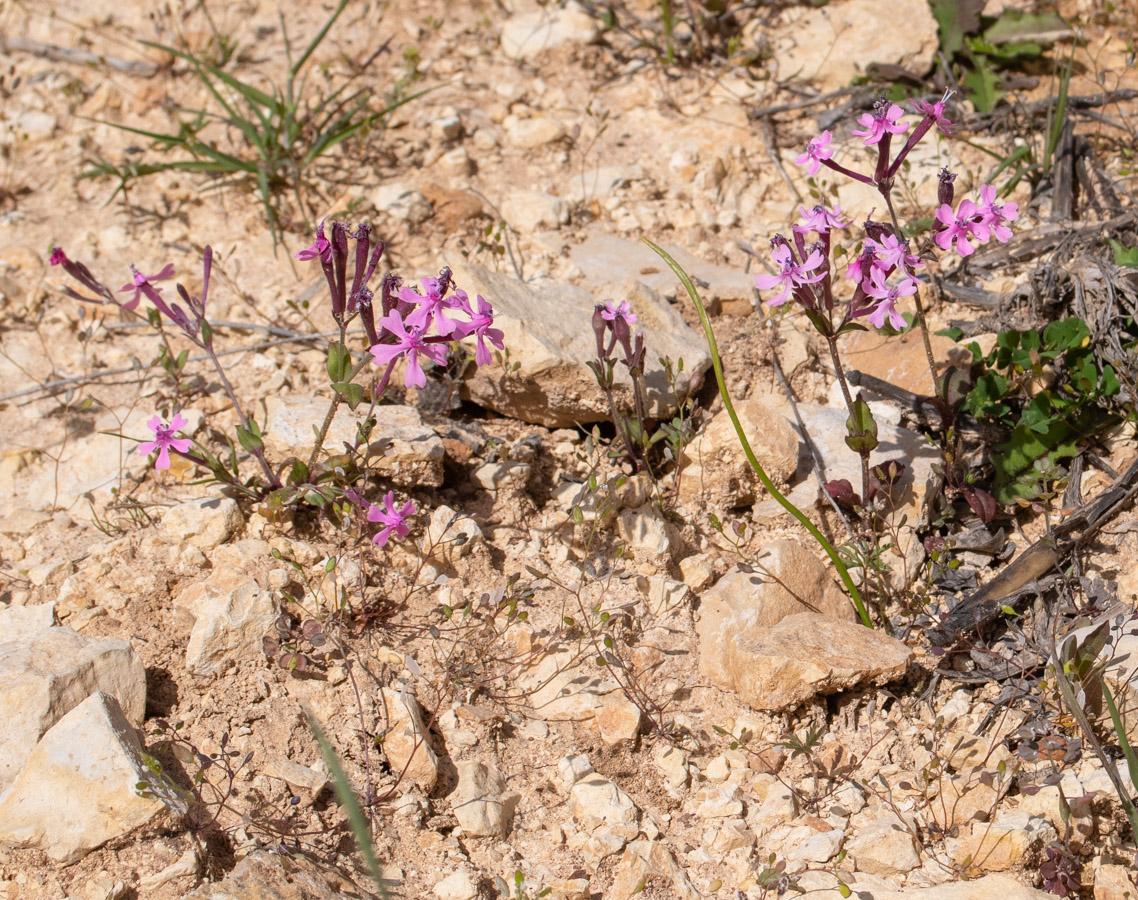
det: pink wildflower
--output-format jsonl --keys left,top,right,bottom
{"left": 976, "top": 184, "right": 1018, "bottom": 243}
{"left": 864, "top": 269, "right": 916, "bottom": 330}
{"left": 295, "top": 220, "right": 332, "bottom": 263}
{"left": 851, "top": 103, "right": 909, "bottom": 145}
{"left": 119, "top": 263, "right": 175, "bottom": 311}
{"left": 794, "top": 204, "right": 848, "bottom": 235}
{"left": 455, "top": 294, "right": 504, "bottom": 366}
{"left": 370, "top": 310, "right": 449, "bottom": 388}
{"left": 49, "top": 247, "right": 68, "bottom": 266}
{"left": 138, "top": 413, "right": 192, "bottom": 470}
{"left": 367, "top": 490, "right": 416, "bottom": 547}
{"left": 912, "top": 92, "right": 954, "bottom": 136}
{"left": 794, "top": 131, "right": 835, "bottom": 176}
{"left": 403, "top": 277, "right": 463, "bottom": 337}
{"left": 934, "top": 199, "right": 988, "bottom": 257}
{"left": 874, "top": 233, "right": 922, "bottom": 275}
{"left": 601, "top": 300, "right": 638, "bottom": 324}
{"left": 755, "top": 240, "right": 825, "bottom": 307}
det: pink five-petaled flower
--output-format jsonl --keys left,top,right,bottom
{"left": 403, "top": 277, "right": 462, "bottom": 336}
{"left": 369, "top": 310, "right": 449, "bottom": 388}
{"left": 976, "top": 184, "right": 1018, "bottom": 243}
{"left": 367, "top": 490, "right": 416, "bottom": 547}
{"left": 874, "top": 233, "right": 923, "bottom": 275}
{"left": 864, "top": 269, "right": 917, "bottom": 330}
{"left": 794, "top": 131, "right": 835, "bottom": 176}
{"left": 755, "top": 240, "right": 825, "bottom": 307}
{"left": 794, "top": 203, "right": 848, "bottom": 236}
{"left": 456, "top": 294, "right": 505, "bottom": 366}
{"left": 119, "top": 264, "right": 175, "bottom": 311}
{"left": 601, "top": 300, "right": 638, "bottom": 324}
{"left": 138, "top": 413, "right": 192, "bottom": 470}
{"left": 851, "top": 103, "right": 909, "bottom": 145}
{"left": 934, "top": 199, "right": 989, "bottom": 257}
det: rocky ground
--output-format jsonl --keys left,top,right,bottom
{"left": 1, "top": 0, "right": 1138, "bottom": 898}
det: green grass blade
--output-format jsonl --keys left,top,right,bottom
{"left": 1043, "top": 42, "right": 1073, "bottom": 171}
{"left": 291, "top": 0, "right": 350, "bottom": 77}
{"left": 141, "top": 40, "right": 283, "bottom": 116}
{"left": 1104, "top": 683, "right": 1138, "bottom": 797}
{"left": 305, "top": 711, "right": 388, "bottom": 897}
{"left": 643, "top": 239, "right": 873, "bottom": 628}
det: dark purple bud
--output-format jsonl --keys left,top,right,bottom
{"left": 938, "top": 168, "right": 957, "bottom": 207}
{"left": 592, "top": 305, "right": 608, "bottom": 359}
{"left": 357, "top": 286, "right": 378, "bottom": 346}
{"left": 380, "top": 272, "right": 403, "bottom": 318}
{"left": 436, "top": 266, "right": 453, "bottom": 299}
{"left": 348, "top": 223, "right": 371, "bottom": 312}
{"left": 863, "top": 218, "right": 894, "bottom": 242}
{"left": 330, "top": 222, "right": 350, "bottom": 320}
{"left": 627, "top": 332, "right": 646, "bottom": 375}
{"left": 612, "top": 312, "right": 633, "bottom": 360}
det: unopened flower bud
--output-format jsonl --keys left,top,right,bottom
{"left": 938, "top": 168, "right": 957, "bottom": 207}
{"left": 591, "top": 304, "right": 608, "bottom": 359}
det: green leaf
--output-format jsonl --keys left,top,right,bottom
{"left": 333, "top": 381, "right": 364, "bottom": 409}
{"left": 1043, "top": 317, "right": 1089, "bottom": 350}
{"left": 288, "top": 460, "right": 309, "bottom": 485}
{"left": 326, "top": 342, "right": 352, "bottom": 383}
{"left": 1109, "top": 239, "right": 1138, "bottom": 268}
{"left": 982, "top": 10, "right": 1068, "bottom": 44}
{"left": 936, "top": 326, "right": 964, "bottom": 342}
{"left": 929, "top": 0, "right": 982, "bottom": 57}
{"left": 845, "top": 397, "right": 879, "bottom": 454}
{"left": 199, "top": 319, "right": 213, "bottom": 345}
{"left": 236, "top": 425, "right": 263, "bottom": 454}
{"left": 962, "top": 60, "right": 1004, "bottom": 113}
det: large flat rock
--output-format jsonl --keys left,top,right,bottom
{"left": 453, "top": 262, "right": 710, "bottom": 427}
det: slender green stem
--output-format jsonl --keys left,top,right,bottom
{"left": 645, "top": 239, "right": 872, "bottom": 628}
{"left": 826, "top": 336, "right": 870, "bottom": 503}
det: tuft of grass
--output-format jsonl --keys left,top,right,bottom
{"left": 82, "top": 0, "right": 428, "bottom": 250}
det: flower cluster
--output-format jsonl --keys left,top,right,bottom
{"left": 761, "top": 89, "right": 1019, "bottom": 335}
{"left": 934, "top": 183, "right": 1019, "bottom": 257}
{"left": 295, "top": 221, "right": 504, "bottom": 390}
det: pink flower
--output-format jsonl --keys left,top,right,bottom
{"left": 874, "top": 233, "right": 922, "bottom": 275}
{"left": 846, "top": 241, "right": 879, "bottom": 285}
{"left": 755, "top": 240, "right": 825, "bottom": 307}
{"left": 912, "top": 92, "right": 954, "bottom": 136}
{"left": 138, "top": 413, "right": 192, "bottom": 470}
{"left": 119, "top": 263, "right": 175, "bottom": 311}
{"left": 601, "top": 300, "right": 638, "bottom": 324}
{"left": 851, "top": 103, "right": 909, "bottom": 145}
{"left": 295, "top": 220, "right": 332, "bottom": 263}
{"left": 403, "top": 277, "right": 463, "bottom": 337}
{"left": 976, "top": 184, "right": 1018, "bottom": 243}
{"left": 367, "top": 490, "right": 415, "bottom": 547}
{"left": 934, "top": 199, "right": 988, "bottom": 257}
{"left": 455, "top": 294, "right": 504, "bottom": 366}
{"left": 369, "top": 310, "right": 449, "bottom": 388}
{"left": 794, "top": 204, "right": 848, "bottom": 235}
{"left": 864, "top": 269, "right": 916, "bottom": 330}
{"left": 49, "top": 247, "right": 68, "bottom": 266}
{"left": 794, "top": 131, "right": 834, "bottom": 176}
